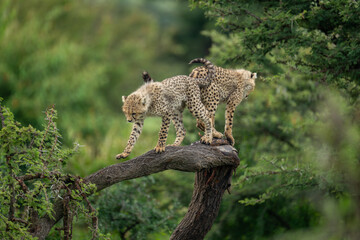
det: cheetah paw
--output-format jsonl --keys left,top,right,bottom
{"left": 200, "top": 135, "right": 212, "bottom": 145}
{"left": 116, "top": 152, "right": 130, "bottom": 159}
{"left": 154, "top": 145, "right": 165, "bottom": 153}
{"left": 168, "top": 143, "right": 180, "bottom": 147}
{"left": 225, "top": 133, "right": 235, "bottom": 146}
{"left": 212, "top": 130, "right": 223, "bottom": 139}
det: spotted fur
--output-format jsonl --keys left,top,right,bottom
{"left": 116, "top": 61, "right": 215, "bottom": 159}
{"left": 189, "top": 58, "right": 257, "bottom": 146}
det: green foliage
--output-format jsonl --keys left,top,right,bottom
{"left": 190, "top": 1, "right": 360, "bottom": 239}
{"left": 94, "top": 177, "right": 179, "bottom": 240}
{"left": 191, "top": 0, "right": 360, "bottom": 98}
{"left": 0, "top": 101, "right": 103, "bottom": 239}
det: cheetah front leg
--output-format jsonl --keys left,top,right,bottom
{"left": 224, "top": 93, "right": 243, "bottom": 146}
{"left": 168, "top": 112, "right": 186, "bottom": 147}
{"left": 116, "top": 120, "right": 144, "bottom": 159}
{"left": 155, "top": 116, "right": 171, "bottom": 153}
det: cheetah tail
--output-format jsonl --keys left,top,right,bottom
{"left": 189, "top": 58, "right": 215, "bottom": 87}
{"left": 142, "top": 71, "right": 153, "bottom": 83}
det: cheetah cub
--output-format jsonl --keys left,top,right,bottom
{"left": 116, "top": 60, "right": 215, "bottom": 159}
{"left": 189, "top": 58, "right": 257, "bottom": 146}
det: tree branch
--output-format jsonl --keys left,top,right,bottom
{"left": 0, "top": 105, "right": 5, "bottom": 129}
{"left": 239, "top": 7, "right": 263, "bottom": 23}
{"left": 30, "top": 141, "right": 239, "bottom": 239}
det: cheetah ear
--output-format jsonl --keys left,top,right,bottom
{"left": 122, "top": 96, "right": 127, "bottom": 103}
{"left": 251, "top": 73, "right": 257, "bottom": 79}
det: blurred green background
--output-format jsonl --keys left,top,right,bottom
{"left": 1, "top": 0, "right": 359, "bottom": 239}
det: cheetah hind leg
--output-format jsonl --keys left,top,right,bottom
{"left": 198, "top": 112, "right": 213, "bottom": 144}
{"left": 200, "top": 126, "right": 212, "bottom": 144}
{"left": 193, "top": 116, "right": 212, "bottom": 144}
{"left": 155, "top": 116, "right": 171, "bottom": 153}
{"left": 187, "top": 96, "right": 212, "bottom": 144}
{"left": 210, "top": 116, "right": 223, "bottom": 139}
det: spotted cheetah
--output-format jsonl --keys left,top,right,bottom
{"left": 116, "top": 59, "right": 215, "bottom": 159}
{"left": 189, "top": 58, "right": 257, "bottom": 146}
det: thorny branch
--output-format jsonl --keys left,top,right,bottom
{"left": 0, "top": 102, "right": 5, "bottom": 128}
{"left": 39, "top": 105, "right": 57, "bottom": 161}
{"left": 74, "top": 178, "right": 98, "bottom": 240}
{"left": 238, "top": 169, "right": 302, "bottom": 184}
{"left": 5, "top": 155, "right": 16, "bottom": 230}
{"left": 63, "top": 188, "right": 73, "bottom": 240}
{"left": 212, "top": 1, "right": 263, "bottom": 26}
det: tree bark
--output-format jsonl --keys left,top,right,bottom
{"left": 170, "top": 166, "right": 235, "bottom": 240}
{"left": 30, "top": 141, "right": 239, "bottom": 239}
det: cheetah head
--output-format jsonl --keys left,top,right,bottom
{"left": 122, "top": 94, "right": 149, "bottom": 122}
{"left": 244, "top": 72, "right": 257, "bottom": 100}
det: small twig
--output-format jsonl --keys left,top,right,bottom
{"left": 63, "top": 188, "right": 72, "bottom": 240}
{"left": 14, "top": 175, "right": 31, "bottom": 223}
{"left": 12, "top": 217, "right": 28, "bottom": 225}
{"left": 225, "top": 1, "right": 263, "bottom": 23}
{"left": 120, "top": 220, "right": 140, "bottom": 240}
{"left": 8, "top": 184, "right": 16, "bottom": 221}
{"left": 22, "top": 206, "right": 30, "bottom": 222}
{"left": 14, "top": 177, "right": 29, "bottom": 193}
{"left": 238, "top": 169, "right": 301, "bottom": 184}
{"left": 5, "top": 155, "right": 16, "bottom": 225}
{"left": 48, "top": 113, "right": 59, "bottom": 161}
{"left": 19, "top": 171, "right": 62, "bottom": 181}
{"left": 74, "top": 179, "right": 98, "bottom": 240}
{"left": 20, "top": 173, "right": 44, "bottom": 181}
{"left": 39, "top": 107, "right": 55, "bottom": 160}
{"left": 0, "top": 102, "right": 5, "bottom": 128}
{"left": 239, "top": 7, "right": 263, "bottom": 23}
{"left": 28, "top": 131, "right": 38, "bottom": 149}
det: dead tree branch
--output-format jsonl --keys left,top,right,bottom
{"left": 30, "top": 141, "right": 240, "bottom": 239}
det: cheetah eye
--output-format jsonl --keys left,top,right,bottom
{"left": 132, "top": 113, "right": 136, "bottom": 117}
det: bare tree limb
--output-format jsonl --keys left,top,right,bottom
{"left": 30, "top": 141, "right": 239, "bottom": 239}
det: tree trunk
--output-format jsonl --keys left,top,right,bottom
{"left": 171, "top": 166, "right": 235, "bottom": 240}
